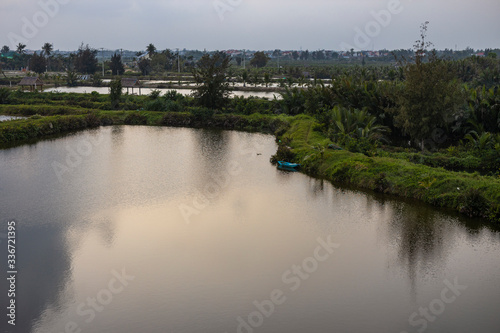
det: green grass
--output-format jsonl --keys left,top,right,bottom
{"left": 280, "top": 116, "right": 500, "bottom": 223}
{"left": 1, "top": 109, "right": 499, "bottom": 223}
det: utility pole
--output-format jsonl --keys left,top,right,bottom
{"left": 177, "top": 48, "right": 180, "bottom": 74}
{"left": 101, "top": 48, "right": 104, "bottom": 76}
{"left": 243, "top": 49, "right": 246, "bottom": 69}
{"left": 277, "top": 50, "right": 280, "bottom": 74}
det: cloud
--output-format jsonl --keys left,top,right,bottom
{"left": 0, "top": 0, "right": 498, "bottom": 51}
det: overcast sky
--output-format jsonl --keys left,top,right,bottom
{"left": 1, "top": 0, "right": 499, "bottom": 52}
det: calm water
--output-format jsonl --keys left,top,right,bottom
{"left": 44, "top": 86, "right": 279, "bottom": 99}
{"left": 0, "top": 126, "right": 499, "bottom": 333}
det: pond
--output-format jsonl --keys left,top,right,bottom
{"left": 0, "top": 126, "right": 499, "bottom": 333}
{"left": 44, "top": 86, "right": 280, "bottom": 99}
{"left": 0, "top": 115, "right": 26, "bottom": 122}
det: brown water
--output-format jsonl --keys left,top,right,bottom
{"left": 0, "top": 126, "right": 499, "bottom": 333}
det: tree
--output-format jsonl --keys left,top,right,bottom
{"left": 30, "top": 52, "right": 47, "bottom": 74}
{"left": 66, "top": 70, "right": 78, "bottom": 86}
{"left": 235, "top": 56, "right": 242, "bottom": 66}
{"left": 109, "top": 78, "right": 122, "bottom": 109}
{"left": 42, "top": 43, "right": 53, "bottom": 57}
{"left": 250, "top": 51, "right": 270, "bottom": 68}
{"left": 16, "top": 43, "right": 26, "bottom": 54}
{"left": 264, "top": 72, "right": 271, "bottom": 87}
{"left": 300, "top": 50, "right": 309, "bottom": 61}
{"left": 392, "top": 22, "right": 463, "bottom": 150}
{"left": 1, "top": 45, "right": 9, "bottom": 54}
{"left": 192, "top": 52, "right": 231, "bottom": 109}
{"left": 110, "top": 53, "right": 125, "bottom": 75}
{"left": 74, "top": 44, "right": 98, "bottom": 74}
{"left": 138, "top": 58, "right": 151, "bottom": 75}
{"left": 42, "top": 42, "right": 53, "bottom": 71}
{"left": 146, "top": 43, "right": 156, "bottom": 58}
{"left": 292, "top": 51, "right": 299, "bottom": 61}
{"left": 241, "top": 70, "right": 249, "bottom": 87}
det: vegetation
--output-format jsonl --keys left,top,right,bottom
{"left": 192, "top": 52, "right": 231, "bottom": 109}
{"left": 1, "top": 26, "right": 500, "bottom": 223}
{"left": 29, "top": 52, "right": 46, "bottom": 74}
{"left": 110, "top": 53, "right": 125, "bottom": 75}
{"left": 250, "top": 51, "right": 270, "bottom": 68}
{"left": 109, "top": 79, "right": 122, "bottom": 109}
{"left": 73, "top": 44, "right": 98, "bottom": 74}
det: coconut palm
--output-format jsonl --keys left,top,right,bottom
{"left": 16, "top": 43, "right": 26, "bottom": 54}
{"left": 329, "top": 106, "right": 390, "bottom": 142}
{"left": 42, "top": 43, "right": 53, "bottom": 71}
{"left": 146, "top": 43, "right": 156, "bottom": 58}
{"left": 42, "top": 43, "right": 53, "bottom": 57}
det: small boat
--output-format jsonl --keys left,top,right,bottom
{"left": 277, "top": 161, "right": 301, "bottom": 171}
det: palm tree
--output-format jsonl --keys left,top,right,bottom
{"left": 16, "top": 43, "right": 26, "bottom": 54}
{"left": 146, "top": 43, "right": 156, "bottom": 58}
{"left": 42, "top": 43, "right": 53, "bottom": 57}
{"left": 42, "top": 43, "right": 53, "bottom": 72}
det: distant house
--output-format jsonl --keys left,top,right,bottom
{"left": 18, "top": 76, "right": 44, "bottom": 91}
{"left": 121, "top": 78, "right": 141, "bottom": 94}
{"left": 475, "top": 52, "right": 485, "bottom": 57}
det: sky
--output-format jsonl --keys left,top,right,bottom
{"left": 1, "top": 0, "right": 499, "bottom": 52}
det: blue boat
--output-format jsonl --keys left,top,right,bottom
{"left": 277, "top": 161, "right": 301, "bottom": 171}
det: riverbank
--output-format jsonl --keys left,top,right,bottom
{"left": 1, "top": 110, "right": 499, "bottom": 223}
{"left": 276, "top": 115, "right": 500, "bottom": 223}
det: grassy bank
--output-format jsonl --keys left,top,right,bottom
{"left": 275, "top": 115, "right": 500, "bottom": 223}
{"left": 0, "top": 110, "right": 291, "bottom": 145}
{"left": 1, "top": 110, "right": 500, "bottom": 223}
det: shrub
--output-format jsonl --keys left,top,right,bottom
{"left": 458, "top": 188, "right": 489, "bottom": 218}
{"left": 0, "top": 88, "right": 11, "bottom": 104}
{"left": 124, "top": 112, "right": 147, "bottom": 125}
{"left": 190, "top": 107, "right": 214, "bottom": 121}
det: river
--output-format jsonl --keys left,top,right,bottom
{"left": 0, "top": 126, "right": 499, "bottom": 333}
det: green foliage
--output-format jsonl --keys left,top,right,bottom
{"left": 124, "top": 112, "right": 147, "bottom": 125}
{"left": 327, "top": 106, "right": 389, "bottom": 144}
{"left": 30, "top": 52, "right": 46, "bottom": 74}
{"left": 0, "top": 88, "right": 11, "bottom": 104}
{"left": 74, "top": 44, "right": 98, "bottom": 74}
{"left": 164, "top": 90, "right": 185, "bottom": 102}
{"left": 190, "top": 107, "right": 214, "bottom": 121}
{"left": 109, "top": 79, "right": 122, "bottom": 109}
{"left": 66, "top": 70, "right": 78, "bottom": 87}
{"left": 110, "top": 53, "right": 125, "bottom": 75}
{"left": 92, "top": 73, "right": 103, "bottom": 87}
{"left": 146, "top": 43, "right": 156, "bottom": 58}
{"left": 280, "top": 116, "right": 500, "bottom": 223}
{"left": 138, "top": 58, "right": 151, "bottom": 75}
{"left": 250, "top": 51, "right": 270, "bottom": 68}
{"left": 392, "top": 23, "right": 464, "bottom": 148}
{"left": 229, "top": 96, "right": 273, "bottom": 115}
{"left": 149, "top": 90, "right": 161, "bottom": 99}
{"left": 192, "top": 52, "right": 231, "bottom": 109}
{"left": 0, "top": 115, "right": 98, "bottom": 143}
{"left": 276, "top": 87, "right": 306, "bottom": 115}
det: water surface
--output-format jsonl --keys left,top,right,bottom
{"left": 44, "top": 86, "right": 279, "bottom": 99}
{"left": 0, "top": 126, "right": 499, "bottom": 333}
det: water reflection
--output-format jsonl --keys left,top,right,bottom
{"left": 0, "top": 126, "right": 499, "bottom": 333}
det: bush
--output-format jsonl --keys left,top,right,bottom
{"left": 0, "top": 88, "right": 11, "bottom": 104}
{"left": 190, "top": 107, "right": 214, "bottom": 121}
{"left": 84, "top": 113, "right": 101, "bottom": 127}
{"left": 458, "top": 188, "right": 489, "bottom": 218}
{"left": 123, "top": 112, "right": 147, "bottom": 125}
